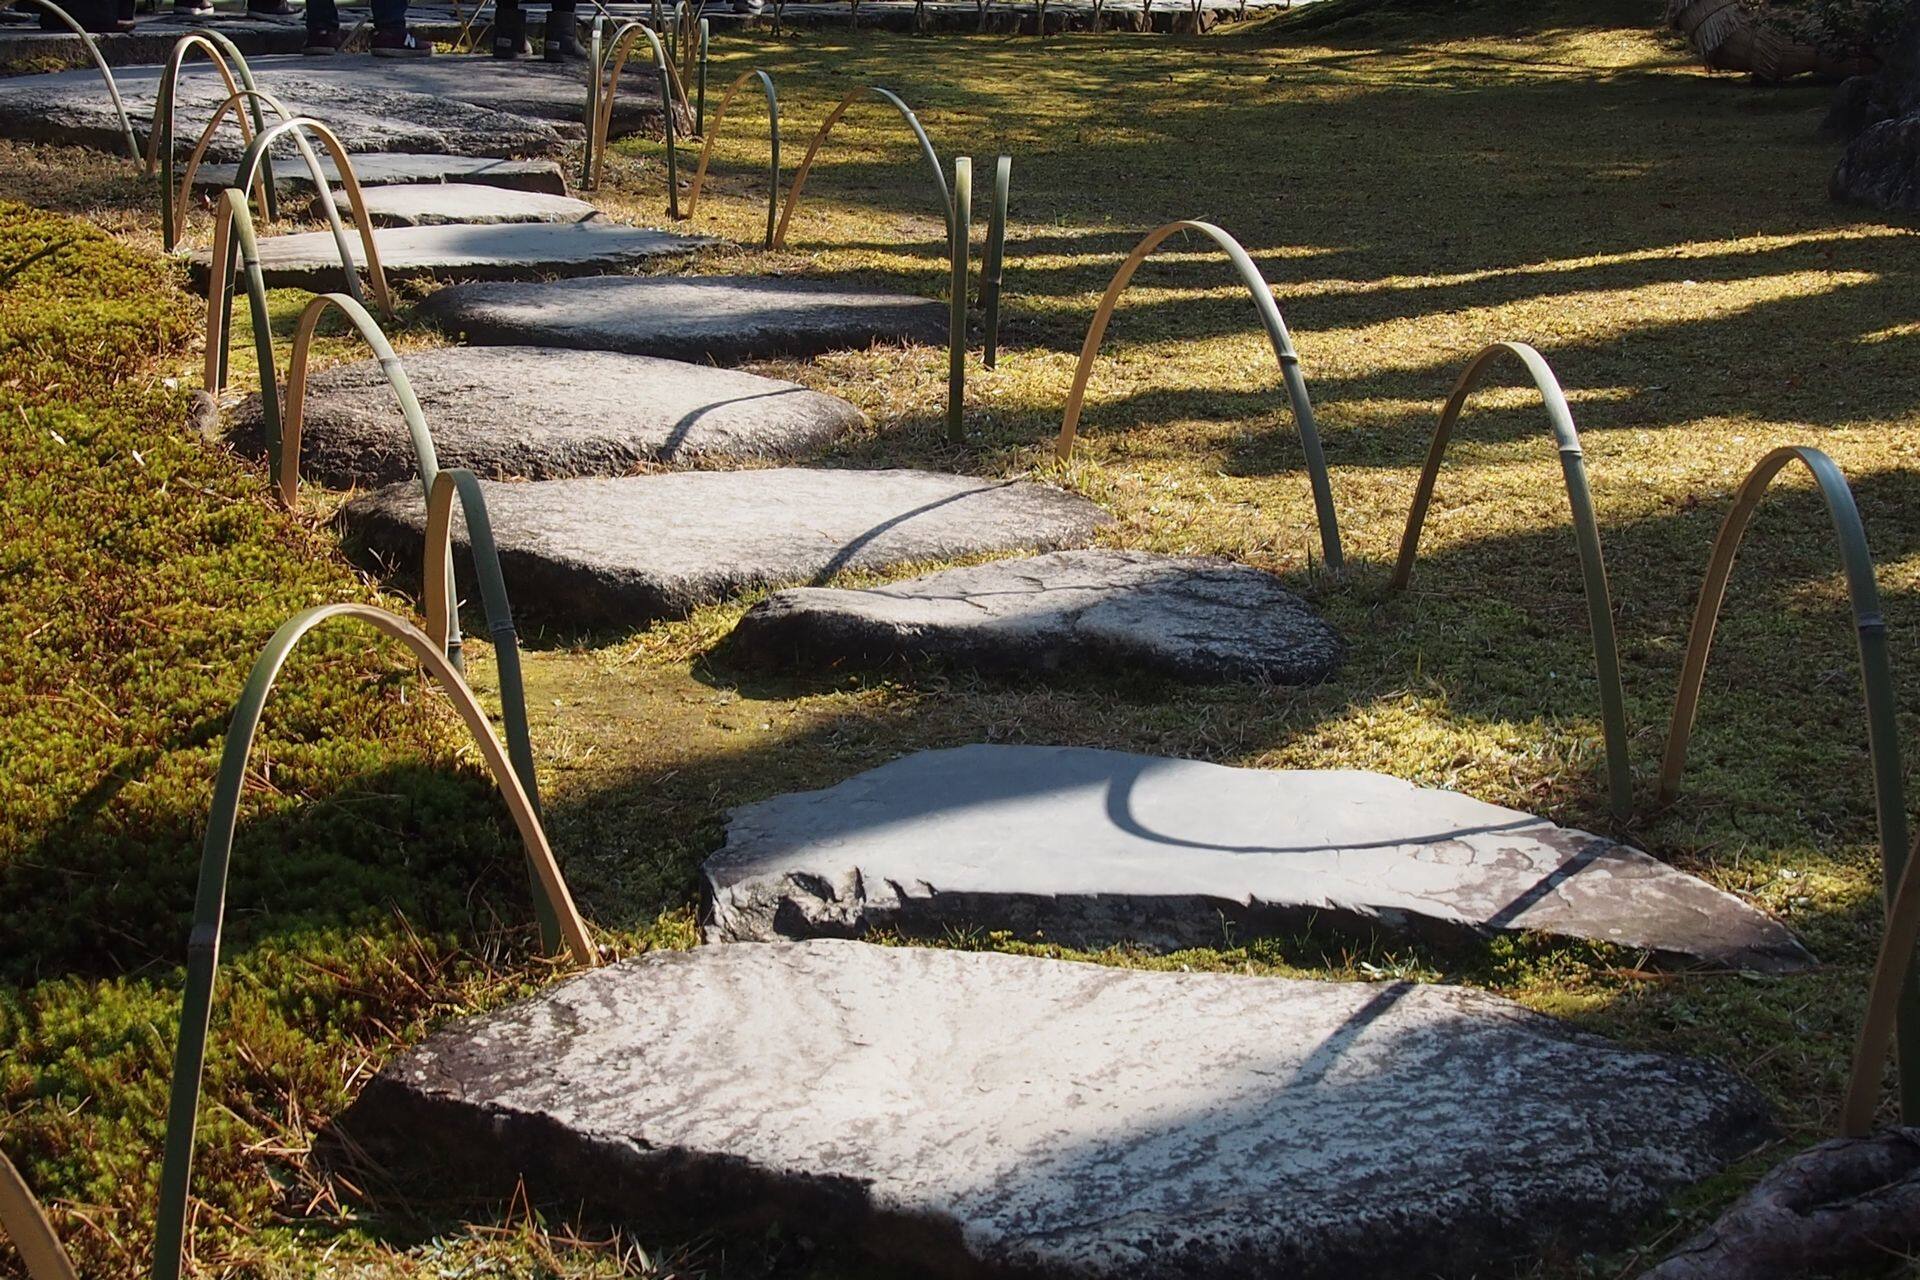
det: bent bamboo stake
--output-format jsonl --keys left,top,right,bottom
{"left": 1056, "top": 219, "right": 1342, "bottom": 572}
{"left": 20, "top": 0, "right": 137, "bottom": 162}
{"left": 0, "top": 1152, "right": 78, "bottom": 1280}
{"left": 773, "top": 85, "right": 950, "bottom": 249}
{"left": 1392, "top": 340, "right": 1627, "bottom": 818}
{"left": 149, "top": 603, "right": 598, "bottom": 1280}
{"left": 686, "top": 68, "right": 780, "bottom": 247}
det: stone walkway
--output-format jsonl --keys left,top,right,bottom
{"left": 336, "top": 940, "right": 1770, "bottom": 1280}
{"left": 703, "top": 744, "right": 1815, "bottom": 969}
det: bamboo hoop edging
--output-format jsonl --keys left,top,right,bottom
{"left": 686, "top": 68, "right": 781, "bottom": 248}
{"left": 232, "top": 117, "right": 393, "bottom": 319}
{"left": 1642, "top": 444, "right": 1911, "bottom": 1128}
{"left": 149, "top": 602, "right": 598, "bottom": 1280}
{"left": 1390, "top": 340, "right": 1628, "bottom": 817}
{"left": 0, "top": 1151, "right": 78, "bottom": 1280}
{"left": 981, "top": 154, "right": 1010, "bottom": 368}
{"left": 18, "top": 0, "right": 137, "bottom": 162}
{"left": 1055, "top": 219, "right": 1342, "bottom": 573}
{"left": 150, "top": 33, "right": 280, "bottom": 251}
{"left": 170, "top": 87, "right": 297, "bottom": 251}
{"left": 947, "top": 155, "right": 972, "bottom": 442}
{"left": 772, "top": 85, "right": 950, "bottom": 250}
{"left": 202, "top": 189, "right": 278, "bottom": 431}
{"left": 586, "top": 20, "right": 685, "bottom": 208}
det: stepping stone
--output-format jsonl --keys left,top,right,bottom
{"left": 340, "top": 469, "right": 1112, "bottom": 628}
{"left": 236, "top": 346, "right": 865, "bottom": 486}
{"left": 0, "top": 56, "right": 663, "bottom": 159}
{"left": 331, "top": 183, "right": 599, "bottom": 228}
{"left": 418, "top": 274, "right": 950, "bottom": 364}
{"left": 726, "top": 549, "right": 1344, "bottom": 683}
{"left": 334, "top": 939, "right": 1772, "bottom": 1280}
{"left": 702, "top": 744, "right": 1814, "bottom": 971}
{"left": 186, "top": 221, "right": 710, "bottom": 291}
{"left": 193, "top": 153, "right": 570, "bottom": 197}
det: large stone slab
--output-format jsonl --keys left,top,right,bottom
{"left": 234, "top": 346, "right": 864, "bottom": 485}
{"left": 193, "top": 153, "right": 569, "bottom": 197}
{"left": 418, "top": 274, "right": 950, "bottom": 363}
{"left": 726, "top": 549, "right": 1344, "bottom": 683}
{"left": 341, "top": 469, "right": 1112, "bottom": 627}
{"left": 703, "top": 744, "right": 1814, "bottom": 971}
{"left": 0, "top": 55, "right": 662, "bottom": 159}
{"left": 333, "top": 183, "right": 598, "bottom": 227}
{"left": 336, "top": 939, "right": 1771, "bottom": 1280}
{"left": 186, "top": 221, "right": 709, "bottom": 291}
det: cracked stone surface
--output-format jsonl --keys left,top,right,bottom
{"left": 726, "top": 550, "right": 1344, "bottom": 683}
{"left": 335, "top": 939, "right": 1772, "bottom": 1280}
{"left": 334, "top": 183, "right": 598, "bottom": 227}
{"left": 340, "top": 469, "right": 1113, "bottom": 628}
{"left": 0, "top": 55, "right": 662, "bottom": 158}
{"left": 418, "top": 274, "right": 950, "bottom": 363}
{"left": 233, "top": 346, "right": 864, "bottom": 485}
{"left": 193, "top": 153, "right": 570, "bottom": 196}
{"left": 186, "top": 221, "right": 710, "bottom": 290}
{"left": 702, "top": 744, "right": 1814, "bottom": 971}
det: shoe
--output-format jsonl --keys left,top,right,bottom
{"left": 370, "top": 26, "right": 433, "bottom": 54}
{"left": 248, "top": 0, "right": 297, "bottom": 13}
{"left": 173, "top": 0, "right": 214, "bottom": 14}
{"left": 303, "top": 24, "right": 344, "bottom": 51}
{"left": 542, "top": 21, "right": 584, "bottom": 60}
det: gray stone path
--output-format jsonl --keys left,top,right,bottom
{"left": 703, "top": 744, "right": 1814, "bottom": 970}
{"left": 336, "top": 183, "right": 597, "bottom": 227}
{"left": 335, "top": 939, "right": 1770, "bottom": 1280}
{"left": 194, "top": 153, "right": 569, "bottom": 196}
{"left": 341, "top": 469, "right": 1112, "bottom": 627}
{"left": 726, "top": 549, "right": 1344, "bottom": 682}
{"left": 418, "top": 274, "right": 950, "bottom": 363}
{"left": 237, "top": 346, "right": 864, "bottom": 484}
{"left": 187, "top": 221, "right": 709, "bottom": 289}
{"left": 0, "top": 54, "right": 660, "bottom": 158}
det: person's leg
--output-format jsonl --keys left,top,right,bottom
{"left": 303, "top": 0, "right": 343, "bottom": 50}
{"left": 493, "top": 0, "right": 529, "bottom": 58}
{"left": 543, "top": 0, "right": 583, "bottom": 60}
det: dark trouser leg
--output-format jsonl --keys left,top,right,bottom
{"left": 370, "top": 0, "right": 406, "bottom": 30}
{"left": 305, "top": 0, "right": 338, "bottom": 28}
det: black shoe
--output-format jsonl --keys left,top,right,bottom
{"left": 248, "top": 0, "right": 296, "bottom": 14}
{"left": 302, "top": 23, "right": 344, "bottom": 51}
{"left": 542, "top": 21, "right": 584, "bottom": 60}
{"left": 173, "top": 0, "right": 215, "bottom": 15}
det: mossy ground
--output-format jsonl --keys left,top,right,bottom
{"left": 5, "top": 0, "right": 1920, "bottom": 1274}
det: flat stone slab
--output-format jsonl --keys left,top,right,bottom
{"left": 703, "top": 744, "right": 1814, "bottom": 971}
{"left": 0, "top": 55, "right": 663, "bottom": 159}
{"left": 726, "top": 549, "right": 1344, "bottom": 683}
{"left": 341, "top": 469, "right": 1112, "bottom": 628}
{"left": 418, "top": 274, "right": 950, "bottom": 363}
{"left": 186, "top": 222, "right": 709, "bottom": 291}
{"left": 193, "top": 153, "right": 569, "bottom": 197}
{"left": 233, "top": 346, "right": 864, "bottom": 485}
{"left": 336, "top": 939, "right": 1771, "bottom": 1280}
{"left": 330, "top": 183, "right": 598, "bottom": 227}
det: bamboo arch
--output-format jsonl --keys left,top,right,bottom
{"left": 1391, "top": 340, "right": 1629, "bottom": 817}
{"left": 202, "top": 189, "right": 278, "bottom": 437}
{"left": 1055, "top": 219, "right": 1342, "bottom": 573}
{"left": 168, "top": 87, "right": 296, "bottom": 250}
{"left": 584, "top": 20, "right": 690, "bottom": 203}
{"left": 772, "top": 85, "right": 950, "bottom": 249}
{"left": 0, "top": 1151, "right": 78, "bottom": 1280}
{"left": 229, "top": 117, "right": 390, "bottom": 317}
{"left": 148, "top": 32, "right": 278, "bottom": 250}
{"left": 149, "top": 602, "right": 598, "bottom": 1280}
{"left": 18, "top": 0, "right": 137, "bottom": 162}
{"left": 1650, "top": 445, "right": 1914, "bottom": 1126}
{"left": 686, "top": 68, "right": 781, "bottom": 248}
